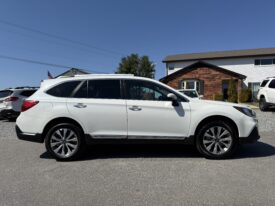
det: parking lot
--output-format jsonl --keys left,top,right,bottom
{"left": 0, "top": 110, "right": 274, "bottom": 206}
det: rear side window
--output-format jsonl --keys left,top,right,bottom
{"left": 0, "top": 90, "right": 12, "bottom": 98}
{"left": 88, "top": 80, "right": 121, "bottom": 99}
{"left": 260, "top": 80, "right": 269, "bottom": 87}
{"left": 47, "top": 81, "right": 81, "bottom": 97}
{"left": 268, "top": 79, "right": 275, "bottom": 89}
{"left": 20, "top": 90, "right": 37, "bottom": 97}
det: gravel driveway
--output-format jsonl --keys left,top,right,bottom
{"left": 0, "top": 109, "right": 274, "bottom": 206}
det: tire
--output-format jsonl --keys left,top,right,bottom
{"left": 196, "top": 120, "right": 238, "bottom": 159}
{"left": 259, "top": 97, "right": 268, "bottom": 111}
{"left": 45, "top": 123, "right": 85, "bottom": 161}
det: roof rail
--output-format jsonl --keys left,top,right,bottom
{"left": 56, "top": 74, "right": 135, "bottom": 78}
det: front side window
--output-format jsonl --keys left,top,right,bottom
{"left": 125, "top": 80, "right": 172, "bottom": 101}
{"left": 268, "top": 79, "right": 275, "bottom": 89}
{"left": 47, "top": 81, "right": 82, "bottom": 97}
{"left": 88, "top": 79, "right": 121, "bottom": 99}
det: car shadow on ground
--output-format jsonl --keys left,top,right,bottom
{"left": 40, "top": 141, "right": 275, "bottom": 161}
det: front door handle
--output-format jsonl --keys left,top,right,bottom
{"left": 74, "top": 103, "right": 87, "bottom": 108}
{"left": 129, "top": 106, "right": 142, "bottom": 111}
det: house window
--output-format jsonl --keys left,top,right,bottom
{"left": 254, "top": 58, "right": 275, "bottom": 66}
{"left": 168, "top": 65, "right": 174, "bottom": 70}
{"left": 181, "top": 79, "right": 202, "bottom": 94}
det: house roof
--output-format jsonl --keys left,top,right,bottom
{"left": 163, "top": 47, "right": 275, "bottom": 62}
{"left": 160, "top": 61, "right": 246, "bottom": 83}
{"left": 55, "top": 68, "right": 90, "bottom": 78}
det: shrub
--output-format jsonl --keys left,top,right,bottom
{"left": 213, "top": 93, "right": 223, "bottom": 101}
{"left": 239, "top": 88, "right": 252, "bottom": 103}
{"left": 227, "top": 79, "right": 238, "bottom": 103}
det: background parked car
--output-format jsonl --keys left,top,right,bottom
{"left": 257, "top": 77, "right": 275, "bottom": 111}
{"left": 0, "top": 90, "right": 13, "bottom": 119}
{"left": 177, "top": 89, "right": 203, "bottom": 99}
{"left": 0, "top": 87, "right": 38, "bottom": 121}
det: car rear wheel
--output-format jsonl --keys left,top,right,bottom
{"left": 45, "top": 123, "right": 85, "bottom": 161}
{"left": 196, "top": 121, "right": 238, "bottom": 159}
{"left": 259, "top": 97, "right": 268, "bottom": 111}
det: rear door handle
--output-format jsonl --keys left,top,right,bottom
{"left": 129, "top": 106, "right": 142, "bottom": 111}
{"left": 74, "top": 103, "right": 87, "bottom": 108}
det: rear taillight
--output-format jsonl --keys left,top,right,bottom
{"left": 21, "top": 100, "right": 39, "bottom": 112}
{"left": 4, "top": 96, "right": 19, "bottom": 102}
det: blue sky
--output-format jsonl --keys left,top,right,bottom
{"left": 1, "top": 0, "right": 275, "bottom": 88}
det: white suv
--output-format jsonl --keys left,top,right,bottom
{"left": 0, "top": 87, "right": 37, "bottom": 120}
{"left": 257, "top": 77, "right": 275, "bottom": 111}
{"left": 16, "top": 75, "right": 260, "bottom": 160}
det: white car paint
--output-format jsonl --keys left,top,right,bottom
{"left": 257, "top": 77, "right": 275, "bottom": 104}
{"left": 16, "top": 75, "right": 258, "bottom": 142}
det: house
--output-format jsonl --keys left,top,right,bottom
{"left": 161, "top": 47, "right": 275, "bottom": 100}
{"left": 55, "top": 68, "right": 90, "bottom": 78}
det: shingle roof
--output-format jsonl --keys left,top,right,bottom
{"left": 163, "top": 47, "right": 275, "bottom": 62}
{"left": 160, "top": 61, "right": 246, "bottom": 83}
{"left": 55, "top": 68, "right": 90, "bottom": 78}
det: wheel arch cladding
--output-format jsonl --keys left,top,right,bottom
{"left": 42, "top": 117, "right": 85, "bottom": 141}
{"left": 194, "top": 115, "right": 239, "bottom": 139}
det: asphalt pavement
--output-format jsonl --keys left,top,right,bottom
{"left": 0, "top": 110, "right": 274, "bottom": 206}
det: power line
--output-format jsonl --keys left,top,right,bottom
{"left": 0, "top": 19, "right": 125, "bottom": 57}
{"left": 0, "top": 54, "right": 106, "bottom": 73}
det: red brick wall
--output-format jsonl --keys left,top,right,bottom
{"left": 164, "top": 67, "right": 242, "bottom": 100}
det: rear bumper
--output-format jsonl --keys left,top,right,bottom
{"left": 1, "top": 109, "right": 20, "bottom": 119}
{"left": 16, "top": 125, "right": 43, "bottom": 143}
{"left": 239, "top": 126, "right": 260, "bottom": 144}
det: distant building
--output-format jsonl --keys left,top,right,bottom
{"left": 161, "top": 47, "right": 275, "bottom": 100}
{"left": 55, "top": 68, "right": 90, "bottom": 78}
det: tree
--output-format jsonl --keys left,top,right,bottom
{"left": 227, "top": 79, "right": 238, "bottom": 103}
{"left": 116, "top": 54, "right": 155, "bottom": 78}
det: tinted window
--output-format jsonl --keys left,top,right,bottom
{"left": 0, "top": 90, "right": 12, "bottom": 98}
{"left": 269, "top": 80, "right": 275, "bottom": 89}
{"left": 88, "top": 80, "right": 121, "bottom": 99}
{"left": 125, "top": 80, "right": 171, "bottom": 101}
{"left": 182, "top": 91, "right": 198, "bottom": 98}
{"left": 47, "top": 81, "right": 81, "bottom": 97}
{"left": 260, "top": 80, "right": 269, "bottom": 87}
{"left": 254, "top": 59, "right": 260, "bottom": 65}
{"left": 73, "top": 81, "right": 88, "bottom": 98}
{"left": 20, "top": 90, "right": 37, "bottom": 97}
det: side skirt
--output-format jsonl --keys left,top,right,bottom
{"left": 85, "top": 135, "right": 195, "bottom": 145}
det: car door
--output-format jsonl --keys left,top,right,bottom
{"left": 267, "top": 79, "right": 275, "bottom": 103}
{"left": 67, "top": 79, "right": 127, "bottom": 138}
{"left": 125, "top": 79, "right": 191, "bottom": 138}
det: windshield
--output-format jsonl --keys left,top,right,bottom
{"left": 0, "top": 90, "right": 12, "bottom": 98}
{"left": 260, "top": 80, "right": 269, "bottom": 87}
{"left": 181, "top": 90, "right": 198, "bottom": 98}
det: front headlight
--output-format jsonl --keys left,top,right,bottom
{"left": 233, "top": 106, "right": 256, "bottom": 117}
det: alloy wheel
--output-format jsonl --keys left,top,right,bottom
{"left": 202, "top": 126, "right": 233, "bottom": 155}
{"left": 50, "top": 128, "right": 79, "bottom": 158}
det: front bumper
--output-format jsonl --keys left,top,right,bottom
{"left": 239, "top": 126, "right": 260, "bottom": 144}
{"left": 16, "top": 125, "right": 43, "bottom": 143}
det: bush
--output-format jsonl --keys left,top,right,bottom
{"left": 239, "top": 88, "right": 252, "bottom": 103}
{"left": 227, "top": 79, "right": 238, "bottom": 103}
{"left": 213, "top": 93, "right": 223, "bottom": 101}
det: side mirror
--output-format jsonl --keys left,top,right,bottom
{"left": 167, "top": 93, "right": 177, "bottom": 101}
{"left": 167, "top": 93, "right": 179, "bottom": 106}
{"left": 199, "top": 95, "right": 204, "bottom": 99}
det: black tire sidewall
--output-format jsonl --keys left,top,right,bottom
{"left": 45, "top": 123, "right": 84, "bottom": 161}
{"left": 259, "top": 97, "right": 267, "bottom": 111}
{"left": 196, "top": 121, "right": 238, "bottom": 159}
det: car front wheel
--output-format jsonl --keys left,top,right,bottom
{"left": 196, "top": 121, "right": 238, "bottom": 159}
{"left": 45, "top": 123, "right": 85, "bottom": 161}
